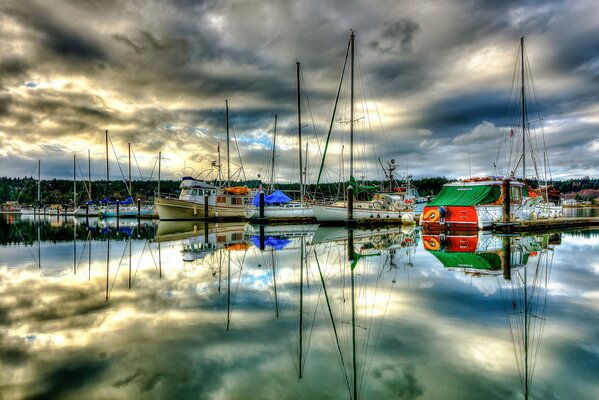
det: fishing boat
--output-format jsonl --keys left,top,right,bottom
{"left": 421, "top": 37, "right": 562, "bottom": 231}
{"left": 244, "top": 62, "right": 314, "bottom": 220}
{"left": 156, "top": 101, "right": 257, "bottom": 220}
{"left": 311, "top": 32, "right": 415, "bottom": 224}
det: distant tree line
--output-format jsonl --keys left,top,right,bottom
{"left": 1, "top": 175, "right": 597, "bottom": 205}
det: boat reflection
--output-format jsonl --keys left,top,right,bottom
{"left": 423, "top": 230, "right": 561, "bottom": 399}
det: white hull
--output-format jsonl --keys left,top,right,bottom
{"left": 312, "top": 204, "right": 413, "bottom": 222}
{"left": 244, "top": 203, "right": 314, "bottom": 219}
{"left": 156, "top": 197, "right": 246, "bottom": 220}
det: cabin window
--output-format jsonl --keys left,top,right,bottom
{"left": 231, "top": 233, "right": 243, "bottom": 241}
{"left": 181, "top": 189, "right": 190, "bottom": 196}
{"left": 217, "top": 196, "right": 226, "bottom": 203}
{"left": 216, "top": 235, "right": 226, "bottom": 243}
{"left": 191, "top": 189, "right": 199, "bottom": 196}
{"left": 230, "top": 197, "right": 242, "bottom": 205}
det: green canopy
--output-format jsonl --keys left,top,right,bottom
{"left": 427, "top": 185, "right": 501, "bottom": 206}
{"left": 429, "top": 251, "right": 502, "bottom": 270}
{"left": 349, "top": 176, "right": 380, "bottom": 195}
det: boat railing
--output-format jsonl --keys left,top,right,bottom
{"left": 155, "top": 191, "right": 180, "bottom": 200}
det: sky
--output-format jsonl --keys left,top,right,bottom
{"left": 0, "top": 0, "right": 598, "bottom": 184}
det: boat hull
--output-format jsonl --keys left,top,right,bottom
{"left": 312, "top": 204, "right": 413, "bottom": 222}
{"left": 244, "top": 203, "right": 314, "bottom": 219}
{"left": 156, "top": 197, "right": 245, "bottom": 220}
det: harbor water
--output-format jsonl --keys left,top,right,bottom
{"left": 0, "top": 214, "right": 598, "bottom": 399}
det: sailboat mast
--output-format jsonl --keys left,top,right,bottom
{"left": 158, "top": 151, "right": 161, "bottom": 197}
{"left": 349, "top": 31, "right": 355, "bottom": 183}
{"left": 88, "top": 149, "right": 91, "bottom": 201}
{"left": 73, "top": 154, "right": 76, "bottom": 207}
{"left": 297, "top": 62, "right": 304, "bottom": 200}
{"left": 105, "top": 130, "right": 109, "bottom": 198}
{"left": 226, "top": 100, "right": 231, "bottom": 187}
{"left": 37, "top": 159, "right": 41, "bottom": 205}
{"left": 128, "top": 142, "right": 132, "bottom": 196}
{"left": 270, "top": 114, "right": 278, "bottom": 191}
{"left": 217, "top": 142, "right": 222, "bottom": 186}
{"left": 521, "top": 36, "right": 526, "bottom": 180}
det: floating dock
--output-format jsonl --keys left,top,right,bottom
{"left": 492, "top": 217, "right": 599, "bottom": 233}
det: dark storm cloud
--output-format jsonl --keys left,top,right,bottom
{"left": 2, "top": 1, "right": 106, "bottom": 61}
{"left": 370, "top": 18, "right": 421, "bottom": 54}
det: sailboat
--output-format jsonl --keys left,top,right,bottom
{"left": 74, "top": 150, "right": 101, "bottom": 216}
{"left": 155, "top": 100, "right": 256, "bottom": 220}
{"left": 311, "top": 32, "right": 415, "bottom": 224}
{"left": 20, "top": 160, "right": 41, "bottom": 216}
{"left": 421, "top": 37, "right": 563, "bottom": 231}
{"left": 244, "top": 62, "right": 314, "bottom": 220}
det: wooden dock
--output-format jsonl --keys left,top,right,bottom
{"left": 492, "top": 217, "right": 599, "bottom": 233}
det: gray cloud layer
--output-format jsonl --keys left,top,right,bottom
{"left": 0, "top": 0, "right": 598, "bottom": 182}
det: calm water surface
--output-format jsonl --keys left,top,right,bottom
{"left": 0, "top": 214, "right": 598, "bottom": 399}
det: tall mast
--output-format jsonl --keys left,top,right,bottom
{"left": 297, "top": 61, "right": 304, "bottom": 201}
{"left": 105, "top": 130, "right": 109, "bottom": 198}
{"left": 128, "top": 142, "right": 132, "bottom": 196}
{"left": 226, "top": 100, "right": 230, "bottom": 186}
{"left": 217, "top": 142, "right": 222, "bottom": 186}
{"left": 37, "top": 159, "right": 41, "bottom": 205}
{"left": 349, "top": 31, "right": 355, "bottom": 183}
{"left": 521, "top": 36, "right": 526, "bottom": 180}
{"left": 270, "top": 114, "right": 278, "bottom": 191}
{"left": 157, "top": 152, "right": 161, "bottom": 197}
{"left": 73, "top": 154, "right": 76, "bottom": 207}
{"left": 88, "top": 149, "right": 91, "bottom": 201}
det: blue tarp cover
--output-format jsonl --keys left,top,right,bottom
{"left": 251, "top": 236, "right": 291, "bottom": 250}
{"left": 100, "top": 196, "right": 134, "bottom": 205}
{"left": 251, "top": 190, "right": 292, "bottom": 206}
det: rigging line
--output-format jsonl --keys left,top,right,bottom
{"left": 12, "top": 223, "right": 38, "bottom": 266}
{"left": 302, "top": 284, "right": 323, "bottom": 369}
{"left": 230, "top": 125, "right": 247, "bottom": 182}
{"left": 109, "top": 240, "right": 130, "bottom": 297}
{"left": 16, "top": 163, "right": 39, "bottom": 202}
{"left": 108, "top": 135, "right": 132, "bottom": 195}
{"left": 147, "top": 156, "right": 158, "bottom": 182}
{"left": 314, "top": 250, "right": 352, "bottom": 395}
{"left": 132, "top": 241, "right": 148, "bottom": 285}
{"left": 359, "top": 44, "right": 390, "bottom": 162}
{"left": 316, "top": 36, "right": 351, "bottom": 188}
{"left": 75, "top": 237, "right": 88, "bottom": 271}
{"left": 131, "top": 148, "right": 145, "bottom": 181}
{"left": 75, "top": 159, "right": 92, "bottom": 200}
{"left": 356, "top": 46, "right": 379, "bottom": 180}
{"left": 300, "top": 66, "right": 322, "bottom": 188}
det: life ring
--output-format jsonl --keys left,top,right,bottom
{"left": 423, "top": 208, "right": 440, "bottom": 223}
{"left": 423, "top": 237, "right": 441, "bottom": 251}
